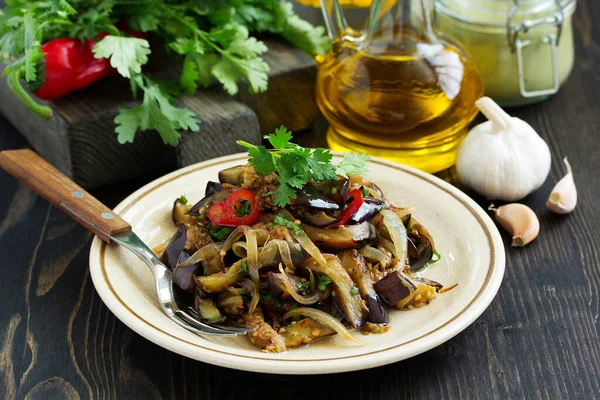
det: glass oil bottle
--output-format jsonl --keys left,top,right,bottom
{"left": 317, "top": 0, "right": 483, "bottom": 172}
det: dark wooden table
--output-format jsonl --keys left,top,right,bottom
{"left": 2, "top": 2, "right": 600, "bottom": 399}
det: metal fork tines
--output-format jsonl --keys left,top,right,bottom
{"left": 111, "top": 231, "right": 254, "bottom": 337}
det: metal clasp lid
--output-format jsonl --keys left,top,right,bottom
{"left": 506, "top": 0, "right": 565, "bottom": 98}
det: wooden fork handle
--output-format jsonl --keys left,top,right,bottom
{"left": 0, "top": 149, "right": 131, "bottom": 243}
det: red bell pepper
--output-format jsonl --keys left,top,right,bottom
{"left": 34, "top": 36, "right": 117, "bottom": 100}
{"left": 208, "top": 189, "right": 261, "bottom": 227}
{"left": 328, "top": 189, "right": 364, "bottom": 228}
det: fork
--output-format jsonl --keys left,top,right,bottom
{"left": 0, "top": 149, "right": 253, "bottom": 337}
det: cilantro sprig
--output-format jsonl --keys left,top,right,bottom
{"left": 0, "top": 0, "right": 330, "bottom": 146}
{"left": 271, "top": 215, "right": 303, "bottom": 235}
{"left": 238, "top": 126, "right": 369, "bottom": 207}
{"left": 317, "top": 273, "right": 332, "bottom": 291}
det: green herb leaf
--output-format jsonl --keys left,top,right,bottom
{"left": 360, "top": 187, "right": 370, "bottom": 197}
{"left": 235, "top": 200, "right": 251, "bottom": 217}
{"left": 52, "top": 0, "right": 77, "bottom": 15}
{"left": 317, "top": 273, "right": 332, "bottom": 291}
{"left": 428, "top": 250, "right": 441, "bottom": 265}
{"left": 93, "top": 36, "right": 151, "bottom": 78}
{"left": 208, "top": 226, "right": 234, "bottom": 241}
{"left": 267, "top": 126, "right": 294, "bottom": 150}
{"left": 272, "top": 2, "right": 330, "bottom": 57}
{"left": 179, "top": 194, "right": 188, "bottom": 204}
{"left": 247, "top": 145, "right": 275, "bottom": 175}
{"left": 239, "top": 128, "right": 369, "bottom": 207}
{"left": 241, "top": 260, "right": 248, "bottom": 273}
{"left": 261, "top": 291, "right": 273, "bottom": 301}
{"left": 114, "top": 76, "right": 200, "bottom": 146}
{"left": 296, "top": 280, "right": 310, "bottom": 296}
{"left": 336, "top": 153, "right": 370, "bottom": 177}
{"left": 350, "top": 285, "right": 359, "bottom": 296}
{"left": 271, "top": 215, "right": 303, "bottom": 235}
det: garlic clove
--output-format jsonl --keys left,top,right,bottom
{"left": 489, "top": 203, "right": 540, "bottom": 247}
{"left": 546, "top": 158, "right": 577, "bottom": 214}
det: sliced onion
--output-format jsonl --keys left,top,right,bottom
{"left": 261, "top": 239, "right": 295, "bottom": 270}
{"left": 220, "top": 225, "right": 249, "bottom": 255}
{"left": 283, "top": 308, "right": 366, "bottom": 345}
{"left": 308, "top": 269, "right": 315, "bottom": 292}
{"left": 237, "top": 278, "right": 259, "bottom": 314}
{"left": 219, "top": 226, "right": 259, "bottom": 283}
{"left": 359, "top": 245, "right": 392, "bottom": 268}
{"left": 245, "top": 229, "right": 259, "bottom": 283}
{"left": 392, "top": 205, "right": 418, "bottom": 222}
{"left": 439, "top": 283, "right": 458, "bottom": 294}
{"left": 178, "top": 243, "right": 221, "bottom": 268}
{"left": 379, "top": 238, "right": 396, "bottom": 256}
{"left": 232, "top": 242, "right": 247, "bottom": 258}
{"left": 380, "top": 210, "right": 408, "bottom": 268}
{"left": 278, "top": 264, "right": 329, "bottom": 305}
{"left": 274, "top": 240, "right": 294, "bottom": 270}
{"left": 227, "top": 286, "right": 249, "bottom": 296}
{"left": 294, "top": 231, "right": 327, "bottom": 266}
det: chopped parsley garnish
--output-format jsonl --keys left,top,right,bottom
{"left": 360, "top": 187, "right": 370, "bottom": 197}
{"left": 261, "top": 291, "right": 273, "bottom": 301}
{"left": 331, "top": 187, "right": 337, "bottom": 194}
{"left": 428, "top": 250, "right": 441, "bottom": 265}
{"left": 241, "top": 260, "right": 248, "bottom": 273}
{"left": 350, "top": 285, "right": 359, "bottom": 296}
{"left": 179, "top": 194, "right": 188, "bottom": 204}
{"left": 271, "top": 215, "right": 303, "bottom": 235}
{"left": 208, "top": 226, "right": 234, "bottom": 241}
{"left": 234, "top": 200, "right": 252, "bottom": 217}
{"left": 237, "top": 126, "right": 369, "bottom": 206}
{"left": 317, "top": 273, "right": 332, "bottom": 291}
{"left": 296, "top": 280, "right": 310, "bottom": 295}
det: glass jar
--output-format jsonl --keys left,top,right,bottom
{"left": 434, "top": 0, "right": 576, "bottom": 106}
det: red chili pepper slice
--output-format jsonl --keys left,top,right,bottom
{"left": 328, "top": 189, "right": 364, "bottom": 228}
{"left": 208, "top": 189, "right": 261, "bottom": 227}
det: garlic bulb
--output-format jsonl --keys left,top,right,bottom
{"left": 547, "top": 157, "right": 577, "bottom": 214}
{"left": 456, "top": 97, "right": 551, "bottom": 201}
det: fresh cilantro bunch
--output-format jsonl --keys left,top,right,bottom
{"left": 0, "top": 0, "right": 330, "bottom": 145}
{"left": 238, "top": 126, "right": 370, "bottom": 207}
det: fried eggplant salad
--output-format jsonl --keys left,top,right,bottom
{"left": 154, "top": 127, "right": 456, "bottom": 352}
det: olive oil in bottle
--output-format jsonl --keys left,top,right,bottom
{"left": 317, "top": 0, "right": 483, "bottom": 172}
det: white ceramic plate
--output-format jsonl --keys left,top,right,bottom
{"left": 89, "top": 153, "right": 505, "bottom": 374}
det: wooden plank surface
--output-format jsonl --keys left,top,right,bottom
{"left": 0, "top": 38, "right": 316, "bottom": 189}
{"left": 1, "top": 2, "right": 600, "bottom": 399}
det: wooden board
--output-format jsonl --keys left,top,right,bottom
{"left": 0, "top": 38, "right": 317, "bottom": 189}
